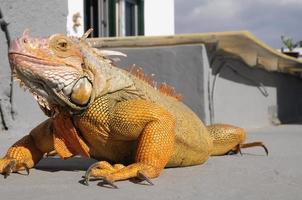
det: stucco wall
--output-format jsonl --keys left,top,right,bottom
{"left": 114, "top": 44, "right": 302, "bottom": 128}
{"left": 0, "top": 0, "right": 68, "bottom": 131}
{"left": 209, "top": 58, "right": 302, "bottom": 128}
{"left": 210, "top": 59, "right": 278, "bottom": 128}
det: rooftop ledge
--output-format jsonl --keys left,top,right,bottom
{"left": 87, "top": 31, "right": 302, "bottom": 76}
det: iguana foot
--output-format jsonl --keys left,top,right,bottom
{"left": 0, "top": 134, "right": 45, "bottom": 178}
{"left": 0, "top": 158, "right": 30, "bottom": 178}
{"left": 83, "top": 161, "right": 125, "bottom": 186}
{"left": 230, "top": 142, "right": 269, "bottom": 156}
{"left": 83, "top": 161, "right": 156, "bottom": 188}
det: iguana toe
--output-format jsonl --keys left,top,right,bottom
{"left": 1, "top": 159, "right": 30, "bottom": 178}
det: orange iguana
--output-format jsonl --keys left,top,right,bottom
{"left": 1, "top": 29, "right": 268, "bottom": 188}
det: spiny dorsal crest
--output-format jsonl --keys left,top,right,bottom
{"left": 127, "top": 64, "right": 182, "bottom": 101}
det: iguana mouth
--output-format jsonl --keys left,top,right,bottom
{"left": 13, "top": 66, "right": 52, "bottom": 114}
{"left": 11, "top": 62, "right": 92, "bottom": 114}
{"left": 12, "top": 61, "right": 92, "bottom": 114}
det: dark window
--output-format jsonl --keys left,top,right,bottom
{"left": 125, "top": 0, "right": 135, "bottom": 36}
{"left": 85, "top": 0, "right": 144, "bottom": 37}
{"left": 84, "top": 0, "right": 110, "bottom": 37}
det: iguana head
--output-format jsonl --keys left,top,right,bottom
{"left": 8, "top": 29, "right": 127, "bottom": 115}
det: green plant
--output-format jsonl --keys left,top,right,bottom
{"left": 281, "top": 35, "right": 297, "bottom": 51}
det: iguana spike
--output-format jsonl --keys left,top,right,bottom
{"left": 93, "top": 49, "right": 127, "bottom": 58}
{"left": 81, "top": 28, "right": 93, "bottom": 40}
{"left": 22, "top": 29, "right": 31, "bottom": 38}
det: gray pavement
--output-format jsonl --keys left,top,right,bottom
{"left": 0, "top": 125, "right": 301, "bottom": 200}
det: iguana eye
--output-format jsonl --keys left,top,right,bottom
{"left": 56, "top": 39, "right": 69, "bottom": 51}
{"left": 49, "top": 34, "right": 83, "bottom": 59}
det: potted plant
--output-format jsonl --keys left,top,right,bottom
{"left": 281, "top": 35, "right": 300, "bottom": 58}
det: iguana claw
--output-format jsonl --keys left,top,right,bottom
{"left": 83, "top": 162, "right": 118, "bottom": 188}
{"left": 3, "top": 160, "right": 16, "bottom": 179}
{"left": 19, "top": 163, "right": 30, "bottom": 176}
{"left": 83, "top": 162, "right": 101, "bottom": 186}
{"left": 98, "top": 177, "right": 118, "bottom": 189}
{"left": 83, "top": 175, "right": 119, "bottom": 189}
{"left": 230, "top": 142, "right": 269, "bottom": 156}
{"left": 137, "top": 170, "right": 154, "bottom": 185}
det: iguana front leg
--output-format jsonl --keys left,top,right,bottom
{"left": 0, "top": 119, "right": 54, "bottom": 177}
{"left": 84, "top": 100, "right": 176, "bottom": 187}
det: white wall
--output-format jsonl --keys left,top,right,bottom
{"left": 144, "top": 0, "right": 175, "bottom": 36}
{"left": 67, "top": 0, "right": 84, "bottom": 37}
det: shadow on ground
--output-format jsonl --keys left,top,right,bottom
{"left": 36, "top": 157, "right": 97, "bottom": 172}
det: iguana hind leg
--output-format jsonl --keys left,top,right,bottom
{"left": 0, "top": 119, "right": 54, "bottom": 177}
{"left": 207, "top": 124, "right": 268, "bottom": 156}
{"left": 83, "top": 100, "right": 175, "bottom": 188}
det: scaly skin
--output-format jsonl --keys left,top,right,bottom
{"left": 0, "top": 30, "right": 267, "bottom": 187}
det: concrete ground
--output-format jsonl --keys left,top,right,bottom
{"left": 0, "top": 125, "right": 301, "bottom": 200}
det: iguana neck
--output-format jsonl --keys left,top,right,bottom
{"left": 81, "top": 45, "right": 134, "bottom": 98}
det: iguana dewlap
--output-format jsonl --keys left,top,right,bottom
{"left": 0, "top": 29, "right": 267, "bottom": 188}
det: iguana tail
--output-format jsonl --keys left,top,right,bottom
{"left": 207, "top": 124, "right": 268, "bottom": 156}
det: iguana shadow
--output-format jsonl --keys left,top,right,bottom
{"left": 35, "top": 156, "right": 97, "bottom": 172}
